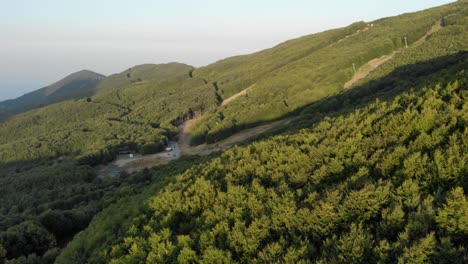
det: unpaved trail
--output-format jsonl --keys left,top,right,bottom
{"left": 344, "top": 20, "right": 444, "bottom": 89}
{"left": 98, "top": 153, "right": 174, "bottom": 174}
{"left": 99, "top": 82, "right": 289, "bottom": 174}
{"left": 177, "top": 83, "right": 293, "bottom": 156}
{"left": 336, "top": 27, "right": 369, "bottom": 45}
{"left": 99, "top": 117, "right": 292, "bottom": 175}
{"left": 177, "top": 83, "right": 257, "bottom": 150}
{"left": 179, "top": 118, "right": 293, "bottom": 156}
{"left": 413, "top": 20, "right": 443, "bottom": 47}
{"left": 109, "top": 155, "right": 174, "bottom": 174}
{"left": 99, "top": 141, "right": 179, "bottom": 174}
{"left": 178, "top": 116, "right": 203, "bottom": 147}
{"left": 344, "top": 52, "right": 397, "bottom": 89}
{"left": 221, "top": 84, "right": 255, "bottom": 107}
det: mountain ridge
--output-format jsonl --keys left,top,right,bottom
{"left": 0, "top": 62, "right": 195, "bottom": 121}
{"left": 0, "top": 70, "right": 105, "bottom": 121}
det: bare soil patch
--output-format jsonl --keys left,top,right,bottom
{"left": 179, "top": 118, "right": 293, "bottom": 156}
{"left": 221, "top": 84, "right": 255, "bottom": 107}
{"left": 344, "top": 52, "right": 397, "bottom": 89}
{"left": 344, "top": 20, "right": 443, "bottom": 90}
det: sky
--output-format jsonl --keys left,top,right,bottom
{"left": 0, "top": 0, "right": 455, "bottom": 101}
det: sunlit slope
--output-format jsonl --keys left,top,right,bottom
{"left": 0, "top": 66, "right": 216, "bottom": 164}
{"left": 193, "top": 21, "right": 368, "bottom": 98}
{"left": 58, "top": 39, "right": 468, "bottom": 264}
{"left": 189, "top": 1, "right": 464, "bottom": 144}
{"left": 97, "top": 63, "right": 193, "bottom": 92}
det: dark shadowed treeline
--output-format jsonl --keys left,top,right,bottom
{"left": 0, "top": 156, "right": 207, "bottom": 263}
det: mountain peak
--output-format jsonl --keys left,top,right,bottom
{"left": 43, "top": 70, "right": 105, "bottom": 96}
{"left": 0, "top": 70, "right": 105, "bottom": 120}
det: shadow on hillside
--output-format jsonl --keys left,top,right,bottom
{"left": 209, "top": 51, "right": 467, "bottom": 144}
{"left": 0, "top": 52, "right": 465, "bottom": 261}
{"left": 0, "top": 153, "right": 209, "bottom": 260}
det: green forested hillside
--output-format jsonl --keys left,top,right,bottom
{"left": 57, "top": 50, "right": 467, "bottom": 263}
{"left": 189, "top": 1, "right": 465, "bottom": 144}
{"left": 0, "top": 160, "right": 115, "bottom": 260}
{"left": 0, "top": 2, "right": 467, "bottom": 263}
{"left": 96, "top": 63, "right": 193, "bottom": 92}
{"left": 0, "top": 156, "right": 208, "bottom": 263}
{"left": 0, "top": 68, "right": 216, "bottom": 165}
{"left": 192, "top": 21, "right": 368, "bottom": 98}
{"left": 0, "top": 64, "right": 218, "bottom": 262}
{"left": 0, "top": 2, "right": 465, "bottom": 165}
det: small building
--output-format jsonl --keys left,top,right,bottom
{"left": 118, "top": 150, "right": 136, "bottom": 156}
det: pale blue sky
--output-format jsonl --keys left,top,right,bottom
{"left": 0, "top": 0, "right": 455, "bottom": 100}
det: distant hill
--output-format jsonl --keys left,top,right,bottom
{"left": 0, "top": 70, "right": 105, "bottom": 120}
{"left": 96, "top": 63, "right": 194, "bottom": 92}
{"left": 0, "top": 63, "right": 193, "bottom": 121}
{"left": 0, "top": 62, "right": 210, "bottom": 165}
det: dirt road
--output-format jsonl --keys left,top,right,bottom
{"left": 178, "top": 118, "right": 293, "bottom": 156}
{"left": 344, "top": 20, "right": 444, "bottom": 89}
{"left": 99, "top": 116, "right": 291, "bottom": 175}
{"left": 221, "top": 84, "right": 255, "bottom": 107}
{"left": 98, "top": 141, "right": 180, "bottom": 174}
{"left": 344, "top": 52, "right": 397, "bottom": 89}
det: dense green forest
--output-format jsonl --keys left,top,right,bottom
{"left": 0, "top": 64, "right": 218, "bottom": 165}
{"left": 0, "top": 1, "right": 467, "bottom": 263}
{"left": 57, "top": 50, "right": 468, "bottom": 263}
{"left": 0, "top": 160, "right": 115, "bottom": 261}
{"left": 0, "top": 156, "right": 208, "bottom": 263}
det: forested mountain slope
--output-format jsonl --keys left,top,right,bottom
{"left": 57, "top": 47, "right": 468, "bottom": 263}
{"left": 0, "top": 1, "right": 464, "bottom": 166}
{"left": 0, "top": 70, "right": 104, "bottom": 121}
{"left": 189, "top": 1, "right": 465, "bottom": 144}
{"left": 0, "top": 63, "right": 217, "bottom": 262}
{"left": 0, "top": 64, "right": 215, "bottom": 165}
{"left": 0, "top": 1, "right": 467, "bottom": 263}
{"left": 96, "top": 63, "right": 193, "bottom": 92}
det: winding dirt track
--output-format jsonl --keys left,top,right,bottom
{"left": 99, "top": 20, "right": 446, "bottom": 175}
{"left": 221, "top": 84, "right": 255, "bottom": 107}
{"left": 344, "top": 20, "right": 444, "bottom": 90}
{"left": 177, "top": 83, "right": 263, "bottom": 155}
{"left": 178, "top": 118, "right": 292, "bottom": 156}
{"left": 344, "top": 52, "right": 397, "bottom": 89}
{"left": 99, "top": 84, "right": 291, "bottom": 174}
